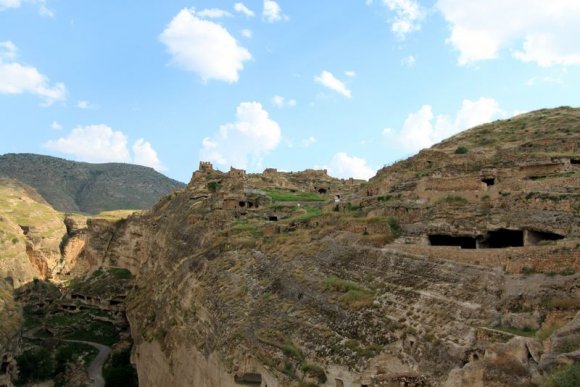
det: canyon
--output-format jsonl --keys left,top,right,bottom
{"left": 1, "top": 107, "right": 579, "bottom": 386}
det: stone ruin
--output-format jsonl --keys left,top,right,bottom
{"left": 199, "top": 161, "right": 213, "bottom": 173}
{"left": 228, "top": 167, "right": 246, "bottom": 179}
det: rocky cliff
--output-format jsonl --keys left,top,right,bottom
{"left": 86, "top": 109, "right": 579, "bottom": 386}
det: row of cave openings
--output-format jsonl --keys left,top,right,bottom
{"left": 428, "top": 228, "right": 564, "bottom": 249}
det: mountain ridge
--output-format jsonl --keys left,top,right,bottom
{"left": 0, "top": 153, "right": 185, "bottom": 214}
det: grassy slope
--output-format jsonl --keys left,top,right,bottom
{"left": 0, "top": 153, "right": 185, "bottom": 214}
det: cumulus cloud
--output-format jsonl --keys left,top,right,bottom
{"left": 241, "top": 29, "right": 253, "bottom": 38}
{"left": 0, "top": 40, "right": 66, "bottom": 106}
{"left": 345, "top": 70, "right": 356, "bottom": 77}
{"left": 0, "top": 0, "right": 20, "bottom": 10}
{"left": 44, "top": 124, "right": 165, "bottom": 171}
{"left": 314, "top": 70, "right": 352, "bottom": 98}
{"left": 234, "top": 2, "right": 255, "bottom": 17}
{"left": 132, "top": 139, "right": 164, "bottom": 171}
{"left": 159, "top": 8, "right": 252, "bottom": 83}
{"left": 50, "top": 121, "right": 62, "bottom": 130}
{"left": 200, "top": 102, "right": 281, "bottom": 170}
{"left": 383, "top": 97, "right": 504, "bottom": 153}
{"left": 437, "top": 0, "right": 580, "bottom": 66}
{"left": 272, "top": 95, "right": 296, "bottom": 108}
{"left": 328, "top": 152, "right": 376, "bottom": 180}
{"left": 197, "top": 8, "right": 232, "bottom": 19}
{"left": 263, "top": 0, "right": 287, "bottom": 23}
{"left": 382, "top": 0, "right": 425, "bottom": 39}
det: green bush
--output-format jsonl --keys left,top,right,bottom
{"left": 104, "top": 348, "right": 138, "bottom": 387}
{"left": 207, "top": 181, "right": 221, "bottom": 192}
{"left": 386, "top": 216, "right": 401, "bottom": 237}
{"left": 541, "top": 364, "right": 580, "bottom": 387}
{"left": 455, "top": 146, "right": 469, "bottom": 154}
{"left": 16, "top": 348, "right": 55, "bottom": 383}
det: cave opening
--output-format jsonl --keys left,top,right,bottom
{"left": 479, "top": 229, "right": 524, "bottom": 248}
{"left": 428, "top": 234, "right": 477, "bottom": 249}
{"left": 571, "top": 158, "right": 580, "bottom": 165}
{"left": 269, "top": 215, "right": 279, "bottom": 222}
{"left": 526, "top": 230, "right": 564, "bottom": 246}
{"left": 239, "top": 201, "right": 246, "bottom": 208}
{"left": 318, "top": 188, "right": 328, "bottom": 194}
{"left": 481, "top": 177, "right": 496, "bottom": 186}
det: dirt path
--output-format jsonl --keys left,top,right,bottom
{"left": 64, "top": 339, "right": 111, "bottom": 387}
{"left": 24, "top": 328, "right": 111, "bottom": 387}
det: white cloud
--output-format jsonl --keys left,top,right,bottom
{"left": 234, "top": 2, "right": 255, "bottom": 17}
{"left": 0, "top": 41, "right": 66, "bottom": 106}
{"left": 76, "top": 100, "right": 96, "bottom": 109}
{"left": 197, "top": 8, "right": 232, "bottom": 19}
{"left": 50, "top": 121, "right": 62, "bottom": 130}
{"left": 314, "top": 70, "right": 352, "bottom": 98}
{"left": 133, "top": 139, "right": 165, "bottom": 171}
{"left": 328, "top": 152, "right": 376, "bottom": 180}
{"left": 437, "top": 0, "right": 580, "bottom": 66}
{"left": 272, "top": 95, "right": 296, "bottom": 108}
{"left": 241, "top": 29, "right": 253, "bottom": 38}
{"left": 383, "top": 0, "right": 425, "bottom": 39}
{"left": 0, "top": 0, "right": 20, "bottom": 11}
{"left": 383, "top": 97, "right": 504, "bottom": 153}
{"left": 0, "top": 0, "right": 53, "bottom": 16}
{"left": 159, "top": 8, "right": 252, "bottom": 83}
{"left": 263, "top": 0, "right": 287, "bottom": 23}
{"left": 301, "top": 136, "right": 316, "bottom": 147}
{"left": 44, "top": 124, "right": 165, "bottom": 171}
{"left": 401, "top": 55, "right": 416, "bottom": 66}
{"left": 200, "top": 102, "right": 281, "bottom": 170}
{"left": 345, "top": 70, "right": 356, "bottom": 77}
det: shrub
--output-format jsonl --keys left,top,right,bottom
{"left": 541, "top": 363, "right": 580, "bottom": 387}
{"left": 455, "top": 146, "right": 469, "bottom": 154}
{"left": 207, "top": 181, "right": 221, "bottom": 192}
{"left": 386, "top": 216, "right": 401, "bottom": 237}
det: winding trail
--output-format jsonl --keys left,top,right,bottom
{"left": 24, "top": 328, "right": 111, "bottom": 387}
{"left": 64, "top": 339, "right": 111, "bottom": 387}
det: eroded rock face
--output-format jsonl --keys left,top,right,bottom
{"left": 70, "top": 108, "right": 579, "bottom": 385}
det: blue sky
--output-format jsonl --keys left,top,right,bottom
{"left": 1, "top": 0, "right": 579, "bottom": 182}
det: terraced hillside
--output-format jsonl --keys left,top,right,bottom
{"left": 72, "top": 105, "right": 578, "bottom": 386}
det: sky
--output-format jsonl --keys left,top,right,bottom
{"left": 1, "top": 0, "right": 579, "bottom": 182}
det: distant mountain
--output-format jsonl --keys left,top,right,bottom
{"left": 0, "top": 153, "right": 185, "bottom": 214}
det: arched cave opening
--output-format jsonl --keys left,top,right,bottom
{"left": 428, "top": 234, "right": 477, "bottom": 249}
{"left": 318, "top": 188, "right": 328, "bottom": 194}
{"left": 481, "top": 177, "right": 496, "bottom": 186}
{"left": 478, "top": 229, "right": 524, "bottom": 248}
{"left": 526, "top": 230, "right": 564, "bottom": 245}
{"left": 239, "top": 201, "right": 246, "bottom": 208}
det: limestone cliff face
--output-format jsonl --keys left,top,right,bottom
{"left": 0, "top": 178, "right": 67, "bottom": 287}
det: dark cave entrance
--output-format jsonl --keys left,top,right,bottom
{"left": 428, "top": 234, "right": 477, "bottom": 249}
{"left": 481, "top": 177, "right": 496, "bottom": 186}
{"left": 478, "top": 229, "right": 524, "bottom": 248}
{"left": 526, "top": 230, "right": 564, "bottom": 245}
{"left": 571, "top": 158, "right": 580, "bottom": 165}
{"left": 318, "top": 188, "right": 328, "bottom": 194}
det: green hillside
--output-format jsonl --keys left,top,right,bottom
{"left": 0, "top": 154, "right": 185, "bottom": 214}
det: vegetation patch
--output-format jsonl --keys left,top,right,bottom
{"left": 264, "top": 189, "right": 325, "bottom": 202}
{"left": 109, "top": 267, "right": 133, "bottom": 279}
{"left": 541, "top": 363, "right": 580, "bottom": 387}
